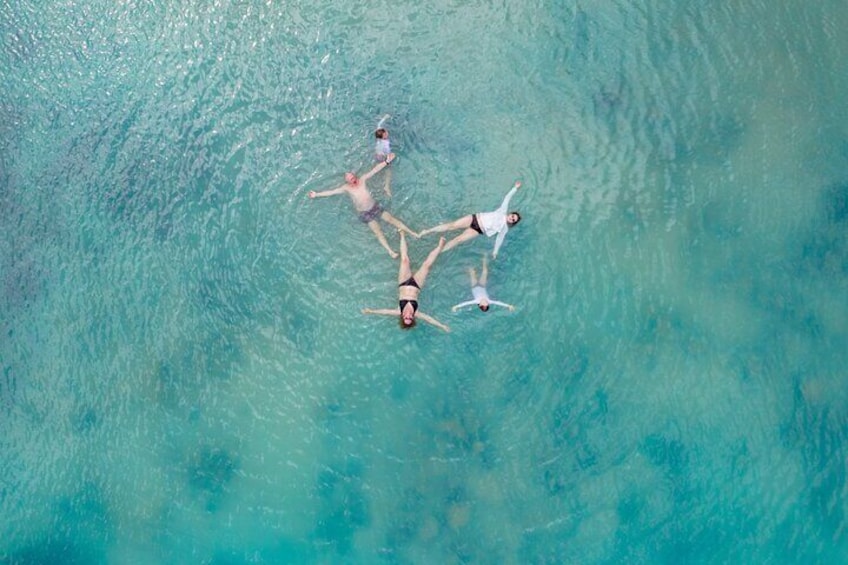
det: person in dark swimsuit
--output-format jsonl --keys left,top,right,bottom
{"left": 358, "top": 201, "right": 383, "bottom": 223}
{"left": 362, "top": 231, "right": 450, "bottom": 332}
{"left": 469, "top": 214, "right": 484, "bottom": 234}
{"left": 308, "top": 154, "right": 418, "bottom": 259}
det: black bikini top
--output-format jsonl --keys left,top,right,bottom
{"left": 399, "top": 299, "right": 419, "bottom": 314}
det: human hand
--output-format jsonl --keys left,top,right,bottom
{"left": 386, "top": 153, "right": 396, "bottom": 164}
{"left": 451, "top": 306, "right": 458, "bottom": 312}
{"left": 514, "top": 181, "right": 522, "bottom": 189}
{"left": 308, "top": 191, "right": 317, "bottom": 198}
{"left": 362, "top": 308, "right": 371, "bottom": 314}
{"left": 508, "top": 305, "right": 515, "bottom": 311}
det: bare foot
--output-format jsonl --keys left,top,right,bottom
{"left": 437, "top": 237, "right": 446, "bottom": 250}
{"left": 389, "top": 250, "right": 399, "bottom": 259}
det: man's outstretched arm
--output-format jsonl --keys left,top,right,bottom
{"left": 309, "top": 185, "right": 347, "bottom": 199}
{"left": 361, "top": 153, "right": 395, "bottom": 182}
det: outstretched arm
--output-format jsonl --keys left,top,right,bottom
{"left": 361, "top": 153, "right": 395, "bottom": 182}
{"left": 362, "top": 308, "right": 400, "bottom": 316}
{"left": 451, "top": 300, "right": 478, "bottom": 312}
{"left": 489, "top": 300, "right": 515, "bottom": 311}
{"left": 496, "top": 181, "right": 521, "bottom": 214}
{"left": 417, "top": 312, "right": 451, "bottom": 332}
{"left": 309, "top": 185, "right": 347, "bottom": 199}
{"left": 491, "top": 228, "right": 508, "bottom": 259}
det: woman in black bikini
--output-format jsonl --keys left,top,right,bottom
{"left": 362, "top": 231, "right": 450, "bottom": 332}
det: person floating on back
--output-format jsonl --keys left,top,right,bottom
{"left": 308, "top": 154, "right": 418, "bottom": 259}
{"left": 374, "top": 127, "right": 391, "bottom": 162}
{"left": 362, "top": 231, "right": 450, "bottom": 332}
{"left": 452, "top": 253, "right": 515, "bottom": 313}
{"left": 373, "top": 127, "right": 393, "bottom": 198}
{"left": 420, "top": 181, "right": 522, "bottom": 258}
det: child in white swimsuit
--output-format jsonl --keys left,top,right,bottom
{"left": 452, "top": 254, "right": 515, "bottom": 312}
{"left": 373, "top": 127, "right": 393, "bottom": 198}
{"left": 374, "top": 128, "right": 391, "bottom": 162}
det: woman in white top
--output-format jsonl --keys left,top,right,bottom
{"left": 452, "top": 254, "right": 515, "bottom": 313}
{"left": 420, "top": 181, "right": 522, "bottom": 258}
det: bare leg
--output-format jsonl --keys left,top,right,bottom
{"left": 381, "top": 211, "right": 418, "bottom": 238}
{"left": 479, "top": 253, "right": 489, "bottom": 287}
{"left": 368, "top": 220, "right": 398, "bottom": 259}
{"left": 413, "top": 237, "right": 446, "bottom": 288}
{"left": 468, "top": 267, "right": 478, "bottom": 287}
{"left": 442, "top": 228, "right": 479, "bottom": 253}
{"left": 383, "top": 167, "right": 393, "bottom": 199}
{"left": 397, "top": 230, "right": 412, "bottom": 283}
{"left": 419, "top": 215, "right": 473, "bottom": 237}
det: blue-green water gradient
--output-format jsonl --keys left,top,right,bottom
{"left": 1, "top": 0, "right": 847, "bottom": 563}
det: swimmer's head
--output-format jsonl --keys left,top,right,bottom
{"left": 479, "top": 300, "right": 490, "bottom": 312}
{"left": 375, "top": 128, "right": 389, "bottom": 139}
{"left": 345, "top": 172, "right": 358, "bottom": 185}
{"left": 400, "top": 314, "right": 416, "bottom": 329}
{"left": 507, "top": 212, "right": 521, "bottom": 226}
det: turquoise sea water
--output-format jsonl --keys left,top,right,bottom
{"left": 2, "top": 0, "right": 847, "bottom": 563}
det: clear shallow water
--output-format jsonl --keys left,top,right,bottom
{"left": 1, "top": 0, "right": 847, "bottom": 563}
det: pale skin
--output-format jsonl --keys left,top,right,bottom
{"left": 375, "top": 128, "right": 392, "bottom": 198}
{"left": 420, "top": 181, "right": 521, "bottom": 256}
{"left": 308, "top": 154, "right": 417, "bottom": 258}
{"left": 362, "top": 231, "right": 450, "bottom": 332}
{"left": 452, "top": 253, "right": 515, "bottom": 312}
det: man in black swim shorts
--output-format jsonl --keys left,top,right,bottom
{"left": 359, "top": 201, "right": 383, "bottom": 224}
{"left": 309, "top": 154, "right": 418, "bottom": 259}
